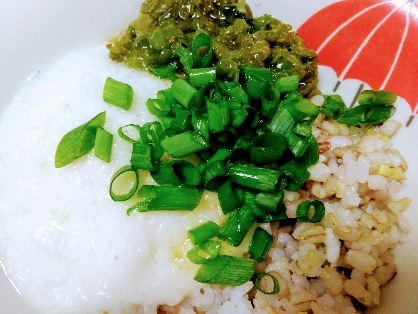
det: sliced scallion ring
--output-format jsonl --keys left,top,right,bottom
{"left": 194, "top": 255, "right": 255, "bottom": 286}
{"left": 109, "top": 165, "right": 139, "bottom": 202}
{"left": 254, "top": 272, "right": 280, "bottom": 295}
{"left": 117, "top": 124, "right": 142, "bottom": 143}
{"left": 188, "top": 221, "right": 220, "bottom": 245}
{"left": 296, "top": 200, "right": 325, "bottom": 223}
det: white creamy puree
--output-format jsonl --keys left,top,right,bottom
{"left": 0, "top": 46, "right": 223, "bottom": 313}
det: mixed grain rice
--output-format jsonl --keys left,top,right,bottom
{"left": 127, "top": 96, "right": 410, "bottom": 314}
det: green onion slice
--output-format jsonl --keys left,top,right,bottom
{"left": 161, "top": 131, "right": 209, "bottom": 158}
{"left": 255, "top": 190, "right": 284, "bottom": 213}
{"left": 109, "top": 165, "right": 139, "bottom": 201}
{"left": 357, "top": 90, "right": 397, "bottom": 106}
{"left": 268, "top": 107, "right": 295, "bottom": 138}
{"left": 254, "top": 272, "right": 280, "bottom": 295}
{"left": 228, "top": 164, "right": 280, "bottom": 193}
{"left": 172, "top": 45, "right": 193, "bottom": 73}
{"left": 151, "top": 160, "right": 201, "bottom": 186}
{"left": 187, "top": 240, "right": 221, "bottom": 264}
{"left": 219, "top": 205, "right": 255, "bottom": 247}
{"left": 194, "top": 255, "right": 255, "bottom": 286}
{"left": 94, "top": 127, "right": 113, "bottom": 163}
{"left": 128, "top": 185, "right": 203, "bottom": 213}
{"left": 240, "top": 66, "right": 273, "bottom": 100}
{"left": 187, "top": 221, "right": 220, "bottom": 245}
{"left": 250, "top": 133, "right": 287, "bottom": 164}
{"left": 170, "top": 79, "right": 197, "bottom": 109}
{"left": 296, "top": 200, "right": 325, "bottom": 223}
{"left": 202, "top": 160, "right": 228, "bottom": 191}
{"left": 130, "top": 142, "right": 156, "bottom": 171}
{"left": 118, "top": 124, "right": 142, "bottom": 143}
{"left": 278, "top": 161, "right": 310, "bottom": 191}
{"left": 103, "top": 77, "right": 133, "bottom": 110}
{"left": 207, "top": 98, "right": 230, "bottom": 133}
{"left": 192, "top": 31, "right": 213, "bottom": 68}
{"left": 218, "top": 180, "right": 241, "bottom": 215}
{"left": 261, "top": 83, "right": 280, "bottom": 119}
{"left": 337, "top": 104, "right": 392, "bottom": 125}
{"left": 274, "top": 74, "right": 299, "bottom": 94}
{"left": 146, "top": 98, "right": 172, "bottom": 117}
{"left": 150, "top": 61, "right": 179, "bottom": 81}
{"left": 55, "top": 111, "right": 106, "bottom": 168}
{"left": 281, "top": 93, "right": 320, "bottom": 122}
{"left": 321, "top": 95, "right": 348, "bottom": 120}
{"left": 249, "top": 227, "right": 273, "bottom": 263}
{"left": 189, "top": 67, "right": 216, "bottom": 88}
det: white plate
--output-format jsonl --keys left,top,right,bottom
{"left": 0, "top": 0, "right": 417, "bottom": 313}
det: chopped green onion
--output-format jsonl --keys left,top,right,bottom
{"left": 187, "top": 240, "right": 221, "bottom": 264}
{"left": 294, "top": 120, "right": 314, "bottom": 137}
{"left": 230, "top": 131, "right": 256, "bottom": 162}
{"left": 103, "top": 77, "right": 133, "bottom": 110}
{"left": 228, "top": 164, "right": 280, "bottom": 193}
{"left": 161, "top": 131, "right": 209, "bottom": 158}
{"left": 229, "top": 102, "right": 248, "bottom": 128}
{"left": 94, "top": 127, "right": 113, "bottom": 163}
{"left": 202, "top": 160, "right": 228, "bottom": 191}
{"left": 274, "top": 74, "right": 299, "bottom": 93}
{"left": 337, "top": 104, "right": 392, "bottom": 125}
{"left": 187, "top": 221, "right": 220, "bottom": 245}
{"left": 130, "top": 142, "right": 156, "bottom": 171}
{"left": 254, "top": 272, "right": 280, "bottom": 295}
{"left": 240, "top": 66, "right": 273, "bottom": 100}
{"left": 250, "top": 133, "right": 287, "bottom": 164}
{"left": 118, "top": 124, "right": 142, "bottom": 143}
{"left": 170, "top": 108, "right": 192, "bottom": 133}
{"left": 192, "top": 31, "right": 213, "bottom": 68}
{"left": 151, "top": 160, "right": 201, "bottom": 186}
{"left": 255, "top": 190, "right": 284, "bottom": 213}
{"left": 218, "top": 180, "right": 241, "bottom": 215}
{"left": 194, "top": 255, "right": 255, "bottom": 286}
{"left": 294, "top": 136, "right": 319, "bottom": 167}
{"left": 281, "top": 93, "right": 320, "bottom": 122}
{"left": 170, "top": 79, "right": 197, "bottom": 109}
{"left": 261, "top": 83, "right": 280, "bottom": 119}
{"left": 278, "top": 161, "right": 310, "bottom": 191}
{"left": 189, "top": 67, "right": 217, "bottom": 87}
{"left": 149, "top": 61, "right": 179, "bottom": 81}
{"left": 204, "top": 148, "right": 232, "bottom": 165}
{"left": 173, "top": 46, "right": 193, "bottom": 73}
{"left": 146, "top": 98, "right": 172, "bottom": 117}
{"left": 207, "top": 99, "right": 230, "bottom": 133}
{"left": 192, "top": 111, "right": 210, "bottom": 142}
{"left": 296, "top": 200, "right": 325, "bottom": 223}
{"left": 321, "top": 95, "right": 347, "bottom": 120}
{"left": 128, "top": 185, "right": 203, "bottom": 213}
{"left": 249, "top": 227, "right": 273, "bottom": 263}
{"left": 257, "top": 203, "right": 288, "bottom": 223}
{"left": 357, "top": 90, "right": 397, "bottom": 106}
{"left": 221, "top": 81, "right": 249, "bottom": 104}
{"left": 219, "top": 205, "right": 255, "bottom": 247}
{"left": 287, "top": 133, "right": 310, "bottom": 157}
{"left": 55, "top": 111, "right": 106, "bottom": 168}
{"left": 109, "top": 165, "right": 139, "bottom": 201}
{"left": 268, "top": 107, "right": 295, "bottom": 138}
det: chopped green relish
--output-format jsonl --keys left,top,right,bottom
{"left": 107, "top": 0, "right": 320, "bottom": 98}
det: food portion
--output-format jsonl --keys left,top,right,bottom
{"left": 0, "top": 47, "right": 225, "bottom": 313}
{"left": 0, "top": 0, "right": 412, "bottom": 314}
{"left": 107, "top": 0, "right": 319, "bottom": 97}
{"left": 104, "top": 0, "right": 410, "bottom": 313}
